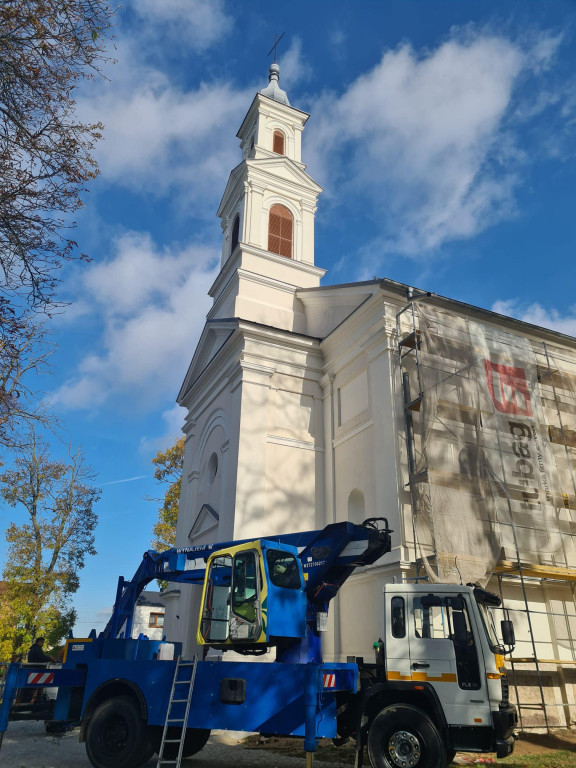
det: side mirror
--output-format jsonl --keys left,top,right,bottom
{"left": 501, "top": 619, "right": 515, "bottom": 650}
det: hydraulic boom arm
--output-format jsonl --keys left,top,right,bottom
{"left": 103, "top": 518, "right": 392, "bottom": 640}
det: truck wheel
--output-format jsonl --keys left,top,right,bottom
{"left": 85, "top": 695, "right": 154, "bottom": 768}
{"left": 151, "top": 726, "right": 211, "bottom": 759}
{"left": 367, "top": 704, "right": 446, "bottom": 768}
{"left": 445, "top": 749, "right": 457, "bottom": 765}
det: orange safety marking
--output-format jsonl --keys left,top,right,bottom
{"left": 63, "top": 637, "right": 93, "bottom": 663}
{"left": 387, "top": 671, "right": 457, "bottom": 683}
{"left": 387, "top": 670, "right": 413, "bottom": 681}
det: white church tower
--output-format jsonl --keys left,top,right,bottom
{"left": 210, "top": 62, "right": 324, "bottom": 332}
{"left": 169, "top": 65, "right": 328, "bottom": 653}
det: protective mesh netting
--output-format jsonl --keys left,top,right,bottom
{"left": 406, "top": 304, "right": 576, "bottom": 587}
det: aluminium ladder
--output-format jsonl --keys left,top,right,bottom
{"left": 156, "top": 655, "right": 198, "bottom": 768}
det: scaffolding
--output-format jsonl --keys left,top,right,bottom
{"left": 396, "top": 296, "right": 576, "bottom": 729}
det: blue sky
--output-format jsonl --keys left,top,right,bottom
{"left": 2, "top": 0, "right": 576, "bottom": 635}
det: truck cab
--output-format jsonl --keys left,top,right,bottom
{"left": 197, "top": 538, "right": 306, "bottom": 649}
{"left": 343, "top": 584, "right": 517, "bottom": 767}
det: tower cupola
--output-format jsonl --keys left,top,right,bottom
{"left": 208, "top": 63, "right": 325, "bottom": 333}
{"left": 260, "top": 62, "right": 290, "bottom": 106}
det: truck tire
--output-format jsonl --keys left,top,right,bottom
{"left": 367, "top": 704, "right": 446, "bottom": 768}
{"left": 151, "top": 726, "right": 211, "bottom": 759}
{"left": 85, "top": 695, "right": 155, "bottom": 768}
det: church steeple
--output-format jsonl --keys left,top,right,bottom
{"left": 260, "top": 62, "right": 290, "bottom": 105}
{"left": 208, "top": 63, "right": 325, "bottom": 334}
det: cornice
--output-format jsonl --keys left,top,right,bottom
{"left": 237, "top": 93, "right": 309, "bottom": 140}
{"left": 208, "top": 243, "right": 326, "bottom": 301}
{"left": 235, "top": 267, "right": 307, "bottom": 296}
{"left": 218, "top": 156, "right": 322, "bottom": 220}
{"left": 180, "top": 320, "right": 323, "bottom": 415}
{"left": 246, "top": 157, "right": 323, "bottom": 196}
{"left": 254, "top": 146, "right": 307, "bottom": 171}
{"left": 267, "top": 434, "right": 324, "bottom": 453}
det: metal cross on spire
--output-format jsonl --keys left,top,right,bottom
{"left": 267, "top": 32, "right": 286, "bottom": 64}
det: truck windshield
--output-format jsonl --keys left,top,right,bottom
{"left": 476, "top": 598, "right": 503, "bottom": 652}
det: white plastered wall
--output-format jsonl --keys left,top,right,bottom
{"left": 320, "top": 296, "right": 407, "bottom": 662}
{"left": 231, "top": 332, "right": 325, "bottom": 539}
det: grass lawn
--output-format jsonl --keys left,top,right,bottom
{"left": 494, "top": 754, "right": 574, "bottom": 768}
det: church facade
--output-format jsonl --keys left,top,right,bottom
{"left": 167, "top": 65, "right": 576, "bottom": 728}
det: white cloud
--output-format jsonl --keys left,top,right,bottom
{"left": 101, "top": 475, "right": 148, "bottom": 486}
{"left": 77, "top": 37, "right": 252, "bottom": 208}
{"left": 130, "top": 0, "right": 233, "bottom": 49}
{"left": 492, "top": 300, "right": 576, "bottom": 338}
{"left": 139, "top": 405, "right": 187, "bottom": 456}
{"left": 278, "top": 37, "right": 312, "bottom": 87}
{"left": 306, "top": 29, "right": 564, "bottom": 260}
{"left": 51, "top": 232, "right": 219, "bottom": 410}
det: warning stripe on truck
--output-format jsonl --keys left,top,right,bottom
{"left": 27, "top": 672, "right": 55, "bottom": 685}
{"left": 387, "top": 670, "right": 457, "bottom": 683}
{"left": 323, "top": 673, "right": 336, "bottom": 688}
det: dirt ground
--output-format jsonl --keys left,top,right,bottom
{"left": 510, "top": 730, "right": 576, "bottom": 755}
{"left": 1, "top": 722, "right": 574, "bottom": 768}
{"left": 0, "top": 722, "right": 337, "bottom": 768}
{"left": 244, "top": 729, "right": 576, "bottom": 762}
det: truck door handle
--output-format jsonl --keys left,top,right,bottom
{"left": 411, "top": 662, "right": 430, "bottom": 669}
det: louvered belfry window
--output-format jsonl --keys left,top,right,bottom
{"left": 273, "top": 130, "right": 285, "bottom": 155}
{"left": 268, "top": 204, "right": 293, "bottom": 258}
{"left": 231, "top": 215, "right": 240, "bottom": 254}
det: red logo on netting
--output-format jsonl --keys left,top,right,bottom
{"left": 484, "top": 360, "right": 533, "bottom": 417}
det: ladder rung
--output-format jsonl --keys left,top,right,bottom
{"left": 157, "top": 655, "right": 198, "bottom": 768}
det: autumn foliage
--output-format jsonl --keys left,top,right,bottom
{"left": 151, "top": 437, "right": 185, "bottom": 553}
{"left": 0, "top": 432, "right": 100, "bottom": 660}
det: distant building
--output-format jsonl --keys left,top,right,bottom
{"left": 168, "top": 64, "right": 576, "bottom": 728}
{"left": 132, "top": 591, "right": 167, "bottom": 641}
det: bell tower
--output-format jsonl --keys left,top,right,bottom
{"left": 209, "top": 63, "right": 324, "bottom": 333}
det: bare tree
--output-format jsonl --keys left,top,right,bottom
{"left": 0, "top": 311, "right": 54, "bottom": 449}
{"left": 0, "top": 0, "right": 115, "bottom": 316}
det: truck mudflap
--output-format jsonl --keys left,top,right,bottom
{"left": 495, "top": 736, "right": 515, "bottom": 758}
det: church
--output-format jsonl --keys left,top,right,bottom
{"left": 165, "top": 64, "right": 576, "bottom": 729}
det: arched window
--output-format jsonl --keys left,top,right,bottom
{"left": 273, "top": 130, "right": 285, "bottom": 155}
{"left": 230, "top": 215, "right": 240, "bottom": 254}
{"left": 268, "top": 204, "right": 292, "bottom": 258}
{"left": 348, "top": 489, "right": 365, "bottom": 526}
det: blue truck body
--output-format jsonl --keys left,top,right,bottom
{"left": 0, "top": 519, "right": 392, "bottom": 766}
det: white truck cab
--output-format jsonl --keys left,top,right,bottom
{"left": 339, "top": 583, "right": 517, "bottom": 768}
